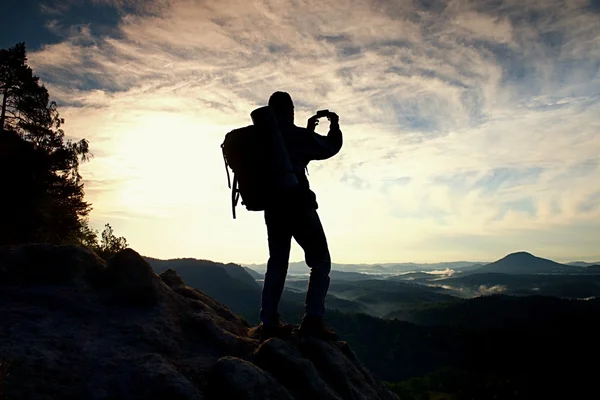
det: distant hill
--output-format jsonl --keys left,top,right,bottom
{"left": 243, "top": 266, "right": 263, "bottom": 280}
{"left": 144, "top": 257, "right": 368, "bottom": 323}
{"left": 280, "top": 289, "right": 372, "bottom": 315}
{"left": 386, "top": 272, "right": 436, "bottom": 282}
{"left": 568, "top": 261, "right": 600, "bottom": 267}
{"left": 286, "top": 278, "right": 459, "bottom": 318}
{"left": 453, "top": 263, "right": 485, "bottom": 272}
{"left": 245, "top": 260, "right": 484, "bottom": 275}
{"left": 440, "top": 272, "right": 600, "bottom": 298}
{"left": 145, "top": 257, "right": 262, "bottom": 319}
{"left": 286, "top": 270, "right": 384, "bottom": 281}
{"left": 398, "top": 294, "right": 600, "bottom": 328}
{"left": 146, "top": 257, "right": 259, "bottom": 288}
{"left": 470, "top": 252, "right": 575, "bottom": 274}
{"left": 385, "top": 261, "right": 484, "bottom": 273}
{"left": 329, "top": 270, "right": 381, "bottom": 281}
{"left": 245, "top": 261, "right": 392, "bottom": 275}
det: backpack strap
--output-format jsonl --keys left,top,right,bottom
{"left": 231, "top": 174, "right": 240, "bottom": 219}
{"left": 221, "top": 143, "right": 231, "bottom": 189}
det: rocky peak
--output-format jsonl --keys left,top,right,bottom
{"left": 0, "top": 245, "right": 398, "bottom": 400}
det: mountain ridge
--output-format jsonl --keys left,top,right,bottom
{"left": 148, "top": 253, "right": 599, "bottom": 276}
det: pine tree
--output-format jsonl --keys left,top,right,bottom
{"left": 0, "top": 42, "right": 92, "bottom": 245}
{"left": 1, "top": 42, "right": 34, "bottom": 134}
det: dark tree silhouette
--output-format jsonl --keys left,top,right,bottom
{"left": 1, "top": 42, "right": 44, "bottom": 134}
{"left": 0, "top": 42, "right": 92, "bottom": 245}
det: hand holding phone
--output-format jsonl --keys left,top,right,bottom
{"left": 328, "top": 111, "right": 339, "bottom": 125}
{"left": 316, "top": 109, "right": 330, "bottom": 118}
{"left": 307, "top": 115, "right": 319, "bottom": 132}
{"left": 308, "top": 109, "right": 338, "bottom": 131}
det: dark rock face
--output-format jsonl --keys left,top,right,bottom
{"left": 104, "top": 248, "right": 162, "bottom": 305}
{"left": 161, "top": 268, "right": 186, "bottom": 288}
{"left": 0, "top": 245, "right": 398, "bottom": 400}
{"left": 0, "top": 244, "right": 105, "bottom": 286}
{"left": 254, "top": 338, "right": 342, "bottom": 400}
{"left": 206, "top": 357, "right": 294, "bottom": 400}
{"left": 298, "top": 339, "right": 396, "bottom": 400}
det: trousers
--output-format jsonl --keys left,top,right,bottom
{"left": 260, "top": 206, "right": 331, "bottom": 325}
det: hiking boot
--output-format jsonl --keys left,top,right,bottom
{"left": 298, "top": 316, "right": 338, "bottom": 341}
{"left": 259, "top": 320, "right": 294, "bottom": 342}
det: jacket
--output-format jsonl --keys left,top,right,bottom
{"left": 270, "top": 121, "right": 343, "bottom": 209}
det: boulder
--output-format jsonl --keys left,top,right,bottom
{"left": 205, "top": 356, "right": 294, "bottom": 400}
{"left": 160, "top": 268, "right": 186, "bottom": 288}
{"left": 253, "top": 338, "right": 342, "bottom": 400}
{"left": 299, "top": 338, "right": 398, "bottom": 400}
{"left": 104, "top": 248, "right": 162, "bottom": 305}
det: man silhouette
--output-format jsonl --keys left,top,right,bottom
{"left": 259, "top": 91, "right": 343, "bottom": 341}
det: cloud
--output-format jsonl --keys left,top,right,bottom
{"left": 478, "top": 285, "right": 507, "bottom": 295}
{"left": 21, "top": 0, "right": 600, "bottom": 263}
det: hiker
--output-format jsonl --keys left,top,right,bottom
{"left": 259, "top": 91, "right": 343, "bottom": 341}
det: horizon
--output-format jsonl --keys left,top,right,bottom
{"left": 149, "top": 250, "right": 600, "bottom": 266}
{"left": 3, "top": 0, "right": 600, "bottom": 264}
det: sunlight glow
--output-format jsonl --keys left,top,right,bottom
{"left": 19, "top": 0, "right": 600, "bottom": 263}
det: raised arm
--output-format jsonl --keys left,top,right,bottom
{"left": 306, "top": 112, "right": 343, "bottom": 161}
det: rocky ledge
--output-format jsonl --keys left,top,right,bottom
{"left": 0, "top": 245, "right": 398, "bottom": 400}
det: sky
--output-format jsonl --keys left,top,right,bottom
{"left": 2, "top": 0, "right": 600, "bottom": 264}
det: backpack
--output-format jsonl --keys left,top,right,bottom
{"left": 221, "top": 106, "right": 298, "bottom": 219}
{"left": 221, "top": 125, "right": 268, "bottom": 218}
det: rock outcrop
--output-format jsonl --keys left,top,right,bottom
{"left": 0, "top": 245, "right": 398, "bottom": 400}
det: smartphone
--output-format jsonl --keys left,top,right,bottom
{"left": 316, "top": 109, "right": 330, "bottom": 118}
